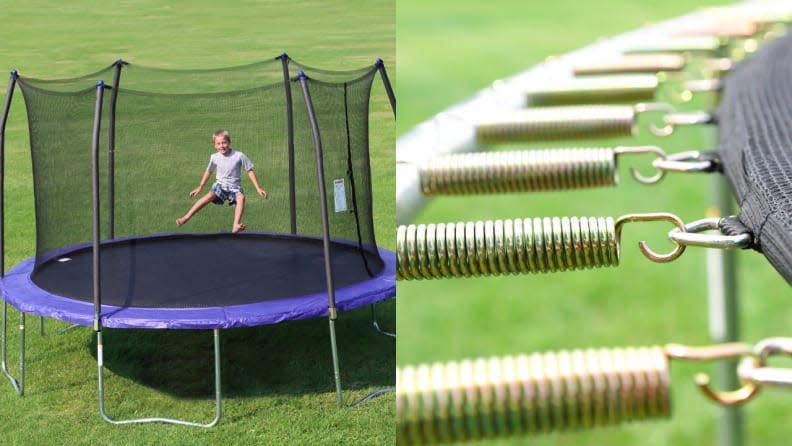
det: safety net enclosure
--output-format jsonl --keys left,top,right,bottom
{"left": 0, "top": 55, "right": 396, "bottom": 328}
{"left": 0, "top": 55, "right": 396, "bottom": 425}
{"left": 718, "top": 31, "right": 792, "bottom": 285}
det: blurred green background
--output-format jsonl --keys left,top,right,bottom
{"left": 396, "top": 1, "right": 790, "bottom": 445}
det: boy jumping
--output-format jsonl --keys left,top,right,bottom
{"left": 176, "top": 129, "right": 268, "bottom": 233}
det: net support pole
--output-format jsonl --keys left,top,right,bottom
{"left": 706, "top": 93, "right": 742, "bottom": 446}
{"left": 0, "top": 71, "right": 24, "bottom": 396}
{"left": 375, "top": 59, "right": 396, "bottom": 118}
{"left": 298, "top": 71, "right": 344, "bottom": 406}
{"left": 106, "top": 59, "right": 125, "bottom": 240}
{"left": 280, "top": 53, "right": 298, "bottom": 234}
{"left": 91, "top": 81, "right": 105, "bottom": 332}
{"left": 0, "top": 70, "right": 17, "bottom": 278}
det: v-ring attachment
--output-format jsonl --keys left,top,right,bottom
{"left": 668, "top": 217, "right": 752, "bottom": 249}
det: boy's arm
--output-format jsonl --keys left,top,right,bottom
{"left": 189, "top": 171, "right": 212, "bottom": 197}
{"left": 247, "top": 169, "right": 268, "bottom": 199}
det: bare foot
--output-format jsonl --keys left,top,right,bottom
{"left": 232, "top": 223, "right": 246, "bottom": 234}
{"left": 176, "top": 217, "right": 188, "bottom": 227}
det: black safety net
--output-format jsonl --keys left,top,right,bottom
{"left": 16, "top": 56, "right": 386, "bottom": 282}
{"left": 718, "top": 32, "right": 792, "bottom": 285}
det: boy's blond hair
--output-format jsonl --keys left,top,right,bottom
{"left": 213, "top": 129, "right": 231, "bottom": 142}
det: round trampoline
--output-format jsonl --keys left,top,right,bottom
{"left": 0, "top": 233, "right": 396, "bottom": 329}
{"left": 0, "top": 57, "right": 397, "bottom": 426}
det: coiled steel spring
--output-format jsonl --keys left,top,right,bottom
{"left": 474, "top": 105, "right": 637, "bottom": 145}
{"left": 397, "top": 346, "right": 670, "bottom": 445}
{"left": 397, "top": 213, "right": 689, "bottom": 280}
{"left": 571, "top": 53, "right": 687, "bottom": 76}
{"left": 418, "top": 146, "right": 666, "bottom": 195}
{"left": 420, "top": 148, "right": 616, "bottom": 195}
{"left": 396, "top": 216, "right": 619, "bottom": 280}
{"left": 473, "top": 103, "right": 709, "bottom": 145}
{"left": 525, "top": 75, "right": 659, "bottom": 106}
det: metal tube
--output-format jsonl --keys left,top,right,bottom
{"left": 376, "top": 59, "right": 396, "bottom": 117}
{"left": 329, "top": 319, "right": 343, "bottom": 406}
{"left": 91, "top": 81, "right": 105, "bottom": 332}
{"left": 280, "top": 53, "right": 298, "bottom": 234}
{"left": 1, "top": 303, "right": 23, "bottom": 394}
{"left": 106, "top": 60, "right": 124, "bottom": 240}
{"left": 298, "top": 71, "right": 344, "bottom": 406}
{"left": 97, "top": 329, "right": 222, "bottom": 427}
{"left": 707, "top": 106, "right": 742, "bottom": 446}
{"left": 298, "top": 72, "right": 338, "bottom": 316}
{"left": 0, "top": 72, "right": 21, "bottom": 394}
{"left": 0, "top": 71, "right": 17, "bottom": 280}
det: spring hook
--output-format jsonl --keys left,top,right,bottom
{"left": 614, "top": 212, "right": 686, "bottom": 263}
{"left": 396, "top": 212, "right": 685, "bottom": 280}
{"left": 416, "top": 145, "right": 667, "bottom": 196}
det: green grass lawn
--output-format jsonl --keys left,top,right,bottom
{"left": 0, "top": 1, "right": 394, "bottom": 445}
{"left": 397, "top": 1, "right": 790, "bottom": 445}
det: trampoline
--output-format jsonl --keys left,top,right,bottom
{"left": 0, "top": 55, "right": 397, "bottom": 427}
{"left": 1, "top": 233, "right": 395, "bottom": 329}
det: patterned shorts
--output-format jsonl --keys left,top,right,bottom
{"left": 210, "top": 183, "right": 244, "bottom": 206}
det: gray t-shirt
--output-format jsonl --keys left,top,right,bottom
{"left": 206, "top": 149, "right": 254, "bottom": 188}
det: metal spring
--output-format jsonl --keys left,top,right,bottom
{"left": 397, "top": 346, "right": 671, "bottom": 445}
{"left": 474, "top": 105, "right": 636, "bottom": 145}
{"left": 572, "top": 53, "right": 686, "bottom": 76}
{"left": 419, "top": 148, "right": 617, "bottom": 195}
{"left": 396, "top": 216, "right": 618, "bottom": 280}
{"left": 525, "top": 75, "right": 659, "bottom": 106}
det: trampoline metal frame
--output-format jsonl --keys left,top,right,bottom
{"left": 0, "top": 58, "right": 398, "bottom": 427}
{"left": 0, "top": 70, "right": 23, "bottom": 396}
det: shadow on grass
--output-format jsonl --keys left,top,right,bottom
{"left": 82, "top": 301, "right": 395, "bottom": 400}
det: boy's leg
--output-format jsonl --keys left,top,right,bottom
{"left": 177, "top": 192, "right": 217, "bottom": 226}
{"left": 232, "top": 193, "right": 246, "bottom": 233}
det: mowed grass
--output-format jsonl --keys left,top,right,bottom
{"left": 0, "top": 1, "right": 394, "bottom": 445}
{"left": 397, "top": 1, "right": 790, "bottom": 446}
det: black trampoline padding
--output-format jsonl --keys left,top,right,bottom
{"left": 718, "top": 31, "right": 792, "bottom": 285}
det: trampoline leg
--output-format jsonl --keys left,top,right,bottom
{"left": 709, "top": 176, "right": 742, "bottom": 446}
{"left": 370, "top": 304, "right": 395, "bottom": 339}
{"left": 328, "top": 318, "right": 344, "bottom": 406}
{"left": 329, "top": 315, "right": 395, "bottom": 408}
{"left": 97, "top": 328, "right": 222, "bottom": 427}
{"left": 1, "top": 303, "right": 23, "bottom": 395}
